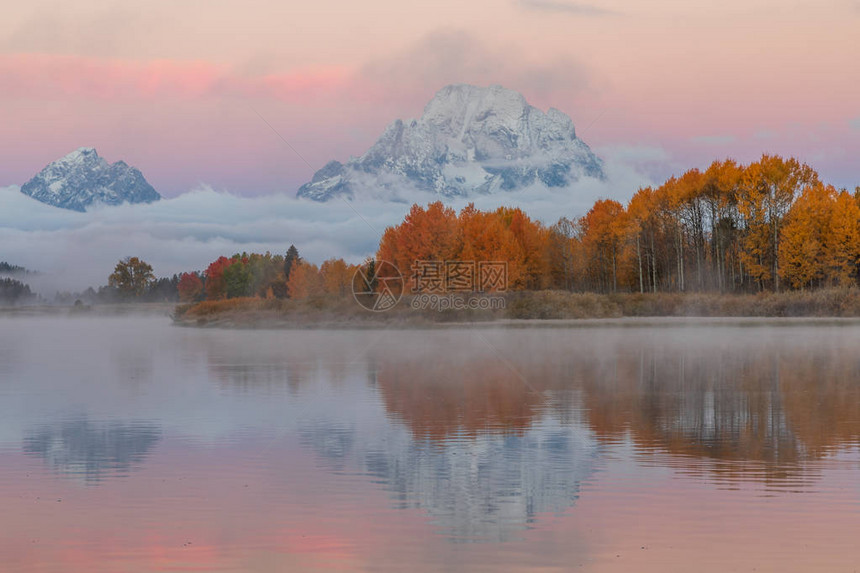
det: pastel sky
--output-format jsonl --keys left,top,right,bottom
{"left": 1, "top": 0, "right": 858, "bottom": 196}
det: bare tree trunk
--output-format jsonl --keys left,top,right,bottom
{"left": 773, "top": 220, "right": 780, "bottom": 293}
{"left": 612, "top": 244, "right": 617, "bottom": 293}
{"left": 651, "top": 231, "right": 658, "bottom": 293}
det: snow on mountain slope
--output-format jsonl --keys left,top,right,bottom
{"left": 20, "top": 148, "right": 161, "bottom": 212}
{"left": 297, "top": 84, "right": 604, "bottom": 202}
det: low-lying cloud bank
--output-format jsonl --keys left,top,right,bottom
{"left": 0, "top": 153, "right": 651, "bottom": 296}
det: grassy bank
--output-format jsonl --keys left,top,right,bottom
{"left": 172, "top": 288, "right": 860, "bottom": 328}
{"left": 507, "top": 288, "right": 860, "bottom": 319}
{"left": 0, "top": 302, "right": 176, "bottom": 318}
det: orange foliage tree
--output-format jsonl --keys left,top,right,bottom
{"left": 286, "top": 261, "right": 323, "bottom": 300}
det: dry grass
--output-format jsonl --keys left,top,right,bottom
{"left": 173, "top": 288, "right": 860, "bottom": 327}
{"left": 609, "top": 288, "right": 860, "bottom": 317}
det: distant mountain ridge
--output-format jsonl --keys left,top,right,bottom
{"left": 20, "top": 148, "right": 160, "bottom": 212}
{"left": 298, "top": 84, "right": 604, "bottom": 202}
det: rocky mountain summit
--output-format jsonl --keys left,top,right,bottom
{"left": 298, "top": 84, "right": 604, "bottom": 201}
{"left": 20, "top": 148, "right": 160, "bottom": 212}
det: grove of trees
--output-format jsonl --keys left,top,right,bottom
{"left": 378, "top": 154, "right": 860, "bottom": 294}
{"left": 177, "top": 245, "right": 358, "bottom": 303}
{"left": 0, "top": 278, "right": 36, "bottom": 305}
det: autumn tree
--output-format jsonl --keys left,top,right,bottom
{"left": 545, "top": 217, "right": 579, "bottom": 291}
{"left": 177, "top": 272, "right": 204, "bottom": 302}
{"left": 779, "top": 183, "right": 832, "bottom": 290}
{"left": 286, "top": 261, "right": 323, "bottom": 300}
{"left": 320, "top": 258, "right": 353, "bottom": 297}
{"left": 701, "top": 160, "right": 742, "bottom": 292}
{"left": 245, "top": 252, "right": 286, "bottom": 298}
{"left": 824, "top": 189, "right": 860, "bottom": 286}
{"left": 377, "top": 202, "right": 459, "bottom": 290}
{"left": 579, "top": 199, "right": 630, "bottom": 292}
{"left": 494, "top": 207, "right": 550, "bottom": 290}
{"left": 738, "top": 155, "right": 819, "bottom": 291}
{"left": 204, "top": 256, "right": 232, "bottom": 300}
{"left": 108, "top": 257, "right": 155, "bottom": 297}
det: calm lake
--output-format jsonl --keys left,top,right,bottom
{"left": 1, "top": 315, "right": 859, "bottom": 572}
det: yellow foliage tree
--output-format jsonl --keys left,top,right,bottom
{"left": 779, "top": 183, "right": 833, "bottom": 290}
{"left": 739, "top": 155, "right": 819, "bottom": 291}
{"left": 824, "top": 189, "right": 860, "bottom": 286}
{"left": 319, "top": 258, "right": 353, "bottom": 297}
{"left": 286, "top": 261, "right": 322, "bottom": 300}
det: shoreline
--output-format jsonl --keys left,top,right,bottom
{"left": 168, "top": 289, "right": 860, "bottom": 329}
{"left": 6, "top": 300, "right": 860, "bottom": 330}
{"left": 9, "top": 289, "right": 860, "bottom": 329}
{"left": 0, "top": 302, "right": 175, "bottom": 319}
{"left": 174, "top": 314, "right": 860, "bottom": 330}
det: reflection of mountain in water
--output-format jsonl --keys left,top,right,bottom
{"left": 299, "top": 385, "right": 597, "bottom": 543}
{"left": 299, "top": 423, "right": 356, "bottom": 473}
{"left": 23, "top": 418, "right": 161, "bottom": 484}
{"left": 361, "top": 419, "right": 596, "bottom": 542}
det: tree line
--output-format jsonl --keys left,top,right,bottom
{"left": 173, "top": 245, "right": 360, "bottom": 303}
{"left": 379, "top": 154, "right": 860, "bottom": 294}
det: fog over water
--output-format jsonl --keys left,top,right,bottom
{"left": 2, "top": 315, "right": 860, "bottom": 571}
{"left": 0, "top": 150, "right": 651, "bottom": 294}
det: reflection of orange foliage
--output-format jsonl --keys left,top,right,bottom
{"left": 572, "top": 342, "right": 860, "bottom": 487}
{"left": 578, "top": 350, "right": 806, "bottom": 466}
{"left": 779, "top": 350, "right": 860, "bottom": 456}
{"left": 375, "top": 357, "right": 545, "bottom": 441}
{"left": 373, "top": 332, "right": 860, "bottom": 484}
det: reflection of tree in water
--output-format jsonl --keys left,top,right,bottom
{"left": 200, "top": 331, "right": 364, "bottom": 393}
{"left": 374, "top": 349, "right": 582, "bottom": 441}
{"left": 23, "top": 418, "right": 161, "bottom": 484}
{"left": 366, "top": 329, "right": 860, "bottom": 495}
{"left": 561, "top": 332, "right": 860, "bottom": 487}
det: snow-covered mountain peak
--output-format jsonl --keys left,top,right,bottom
{"left": 20, "top": 149, "right": 160, "bottom": 212}
{"left": 48, "top": 147, "right": 103, "bottom": 172}
{"left": 298, "top": 84, "right": 604, "bottom": 202}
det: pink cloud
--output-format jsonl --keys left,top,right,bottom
{"left": 0, "top": 54, "right": 351, "bottom": 103}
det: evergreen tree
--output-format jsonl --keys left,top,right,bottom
{"left": 284, "top": 245, "right": 301, "bottom": 292}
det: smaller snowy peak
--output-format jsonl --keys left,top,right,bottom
{"left": 298, "top": 84, "right": 604, "bottom": 202}
{"left": 20, "top": 148, "right": 160, "bottom": 212}
{"left": 65, "top": 147, "right": 99, "bottom": 162}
